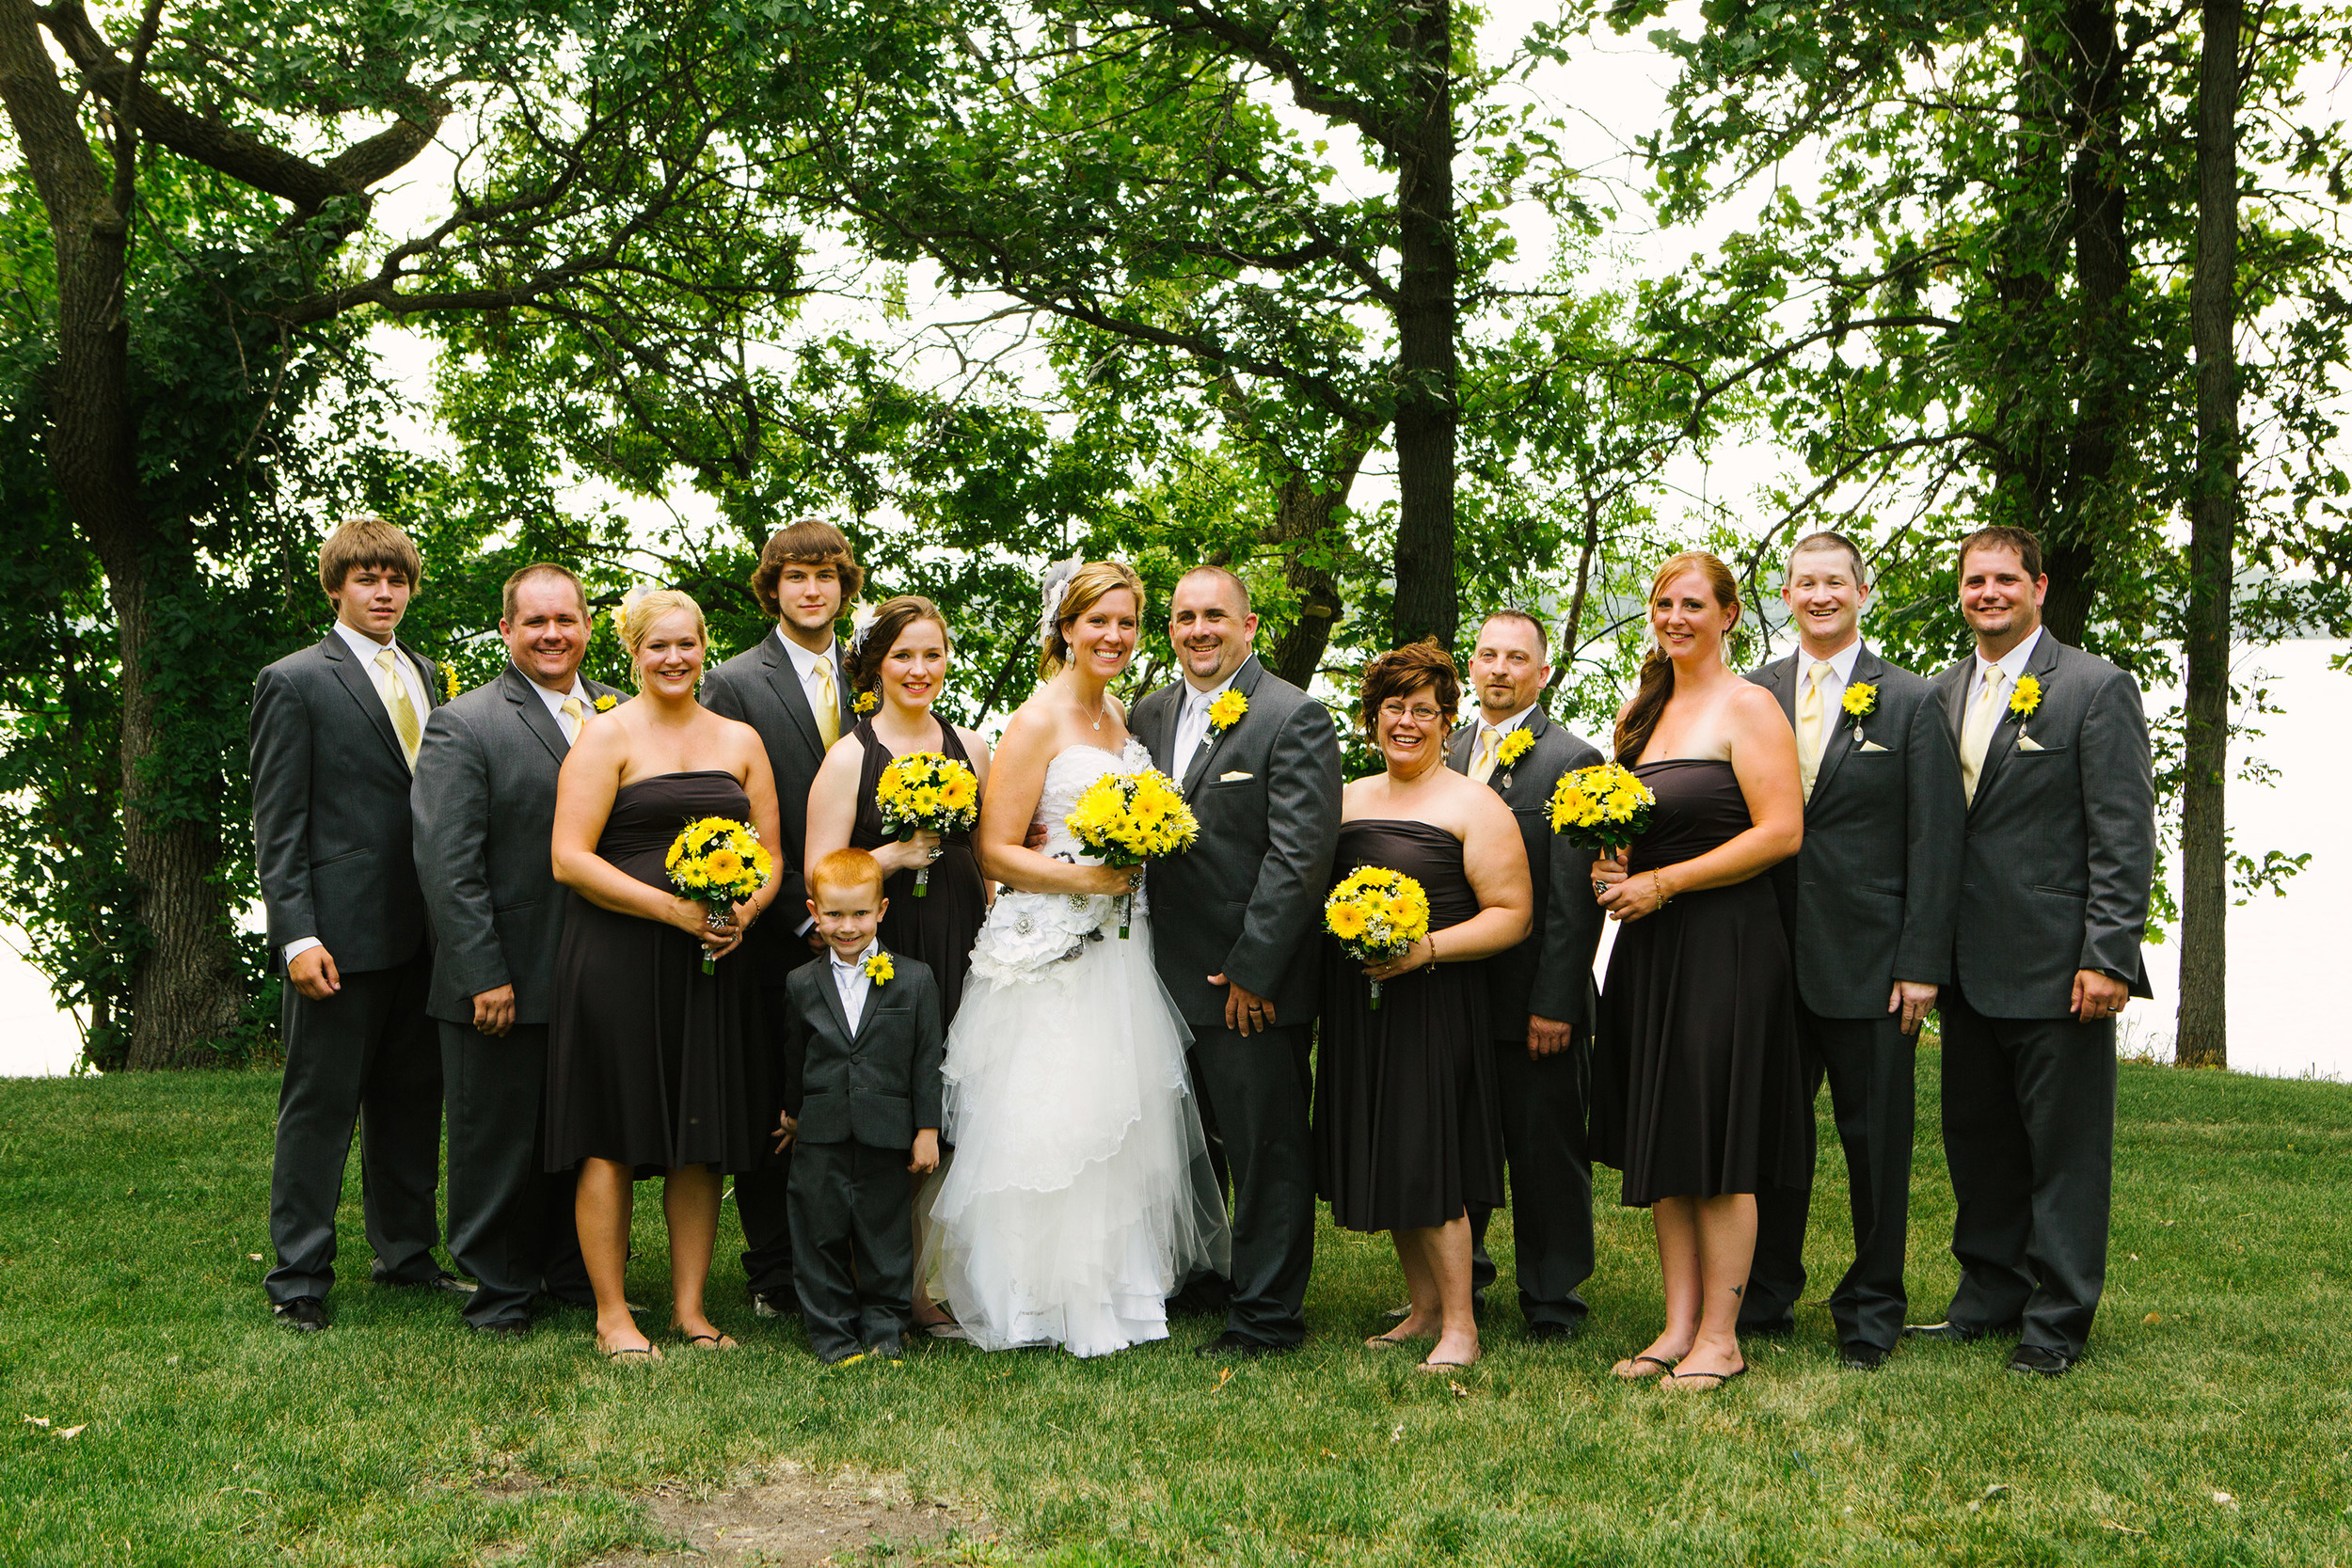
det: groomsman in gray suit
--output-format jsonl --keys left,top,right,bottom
{"left": 701, "top": 520, "right": 861, "bottom": 1319}
{"left": 1133, "top": 566, "right": 1341, "bottom": 1358}
{"left": 249, "top": 516, "right": 458, "bottom": 1330}
{"left": 412, "top": 564, "right": 628, "bottom": 1336}
{"left": 1908, "top": 526, "right": 2154, "bottom": 1377}
{"left": 1739, "top": 532, "right": 1963, "bottom": 1369}
{"left": 1443, "top": 610, "right": 1608, "bottom": 1340}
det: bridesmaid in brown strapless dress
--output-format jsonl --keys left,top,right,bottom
{"left": 1589, "top": 759, "right": 1808, "bottom": 1207}
{"left": 545, "top": 769, "right": 774, "bottom": 1177}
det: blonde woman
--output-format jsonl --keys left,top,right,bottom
{"left": 921, "top": 561, "right": 1230, "bottom": 1357}
{"left": 546, "top": 589, "right": 785, "bottom": 1360}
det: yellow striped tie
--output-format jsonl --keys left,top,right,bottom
{"left": 376, "top": 647, "right": 421, "bottom": 768}
{"left": 1469, "top": 727, "right": 1500, "bottom": 784}
{"left": 812, "top": 657, "right": 840, "bottom": 749}
{"left": 560, "top": 696, "right": 585, "bottom": 743}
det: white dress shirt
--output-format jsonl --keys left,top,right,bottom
{"left": 1171, "top": 669, "right": 1243, "bottom": 767}
{"left": 1795, "top": 636, "right": 1867, "bottom": 716}
{"left": 774, "top": 626, "right": 844, "bottom": 723}
{"left": 1470, "top": 700, "right": 1538, "bottom": 751}
{"left": 528, "top": 673, "right": 594, "bottom": 744}
{"left": 286, "top": 625, "right": 432, "bottom": 966}
{"left": 829, "top": 940, "right": 880, "bottom": 1033}
{"left": 1971, "top": 626, "right": 2044, "bottom": 704}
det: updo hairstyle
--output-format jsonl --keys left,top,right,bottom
{"left": 1040, "top": 560, "right": 1147, "bottom": 676}
{"left": 1358, "top": 638, "right": 1461, "bottom": 738}
{"left": 850, "top": 595, "right": 952, "bottom": 700}
{"left": 614, "top": 587, "right": 708, "bottom": 682}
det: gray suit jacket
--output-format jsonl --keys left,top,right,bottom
{"left": 411, "top": 664, "right": 630, "bottom": 1025}
{"left": 1746, "top": 648, "right": 1964, "bottom": 1018}
{"left": 1132, "top": 655, "right": 1343, "bottom": 1029}
{"left": 1443, "top": 707, "right": 1606, "bottom": 1033}
{"left": 1933, "top": 634, "right": 2155, "bottom": 1018}
{"left": 784, "top": 951, "right": 946, "bottom": 1148}
{"left": 249, "top": 631, "right": 446, "bottom": 974}
{"left": 700, "top": 630, "right": 854, "bottom": 985}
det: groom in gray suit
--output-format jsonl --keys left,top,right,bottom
{"left": 413, "top": 563, "right": 628, "bottom": 1335}
{"left": 1133, "top": 566, "right": 1341, "bottom": 1358}
{"left": 1739, "top": 532, "right": 1963, "bottom": 1369}
{"left": 1443, "top": 610, "right": 1607, "bottom": 1340}
{"left": 249, "top": 516, "right": 456, "bottom": 1330}
{"left": 1908, "top": 526, "right": 2154, "bottom": 1377}
{"left": 702, "top": 520, "right": 862, "bottom": 1319}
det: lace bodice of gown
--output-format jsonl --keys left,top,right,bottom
{"left": 968, "top": 737, "right": 1152, "bottom": 984}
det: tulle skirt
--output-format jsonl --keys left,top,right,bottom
{"left": 923, "top": 911, "right": 1231, "bottom": 1357}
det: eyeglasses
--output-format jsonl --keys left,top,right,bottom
{"left": 1377, "top": 702, "right": 1445, "bottom": 724}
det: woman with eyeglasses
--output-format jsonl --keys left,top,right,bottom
{"left": 1314, "top": 639, "right": 1532, "bottom": 1371}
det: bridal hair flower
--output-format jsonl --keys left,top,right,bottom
{"left": 594, "top": 693, "right": 618, "bottom": 713}
{"left": 1037, "top": 556, "right": 1085, "bottom": 641}
{"left": 2010, "top": 673, "right": 2042, "bottom": 719}
{"left": 863, "top": 951, "right": 894, "bottom": 985}
{"left": 847, "top": 602, "right": 882, "bottom": 657}
{"left": 1842, "top": 681, "right": 1879, "bottom": 719}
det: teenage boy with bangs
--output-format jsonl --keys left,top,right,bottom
{"left": 250, "top": 515, "right": 464, "bottom": 1330}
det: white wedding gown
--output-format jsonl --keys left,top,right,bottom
{"left": 924, "top": 738, "right": 1232, "bottom": 1357}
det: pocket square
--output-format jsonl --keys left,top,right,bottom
{"left": 2017, "top": 736, "right": 2045, "bottom": 752}
{"left": 1858, "top": 740, "right": 1890, "bottom": 753}
{"left": 1218, "top": 769, "right": 1255, "bottom": 783}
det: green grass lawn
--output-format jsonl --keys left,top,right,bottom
{"left": 4, "top": 1055, "right": 2350, "bottom": 1566}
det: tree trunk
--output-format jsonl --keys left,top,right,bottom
{"left": 1263, "top": 433, "right": 1373, "bottom": 689}
{"left": 2042, "top": 0, "right": 2130, "bottom": 647}
{"left": 2177, "top": 0, "right": 2239, "bottom": 1069}
{"left": 0, "top": 0, "right": 243, "bottom": 1068}
{"left": 1387, "top": 0, "right": 1457, "bottom": 652}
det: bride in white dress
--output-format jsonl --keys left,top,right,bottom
{"left": 924, "top": 560, "right": 1230, "bottom": 1356}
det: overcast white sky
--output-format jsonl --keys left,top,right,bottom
{"left": 3, "top": 2, "right": 2347, "bottom": 1075}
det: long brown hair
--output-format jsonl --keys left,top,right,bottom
{"left": 849, "top": 594, "right": 950, "bottom": 701}
{"left": 1613, "top": 551, "right": 1740, "bottom": 764}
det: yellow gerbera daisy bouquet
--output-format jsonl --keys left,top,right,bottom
{"left": 1549, "top": 762, "right": 1656, "bottom": 857}
{"left": 1064, "top": 767, "right": 1200, "bottom": 938}
{"left": 875, "top": 750, "right": 980, "bottom": 897}
{"left": 1324, "top": 867, "right": 1431, "bottom": 1009}
{"left": 665, "top": 816, "right": 773, "bottom": 974}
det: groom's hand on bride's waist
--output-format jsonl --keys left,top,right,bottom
{"left": 1210, "top": 974, "right": 1275, "bottom": 1036}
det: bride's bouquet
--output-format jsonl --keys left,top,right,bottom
{"left": 1063, "top": 767, "right": 1199, "bottom": 938}
{"left": 665, "top": 816, "right": 774, "bottom": 973}
{"left": 875, "top": 751, "right": 980, "bottom": 896}
{"left": 1325, "top": 867, "right": 1431, "bottom": 1009}
{"left": 1549, "top": 762, "right": 1656, "bottom": 857}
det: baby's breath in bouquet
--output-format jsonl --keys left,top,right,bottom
{"left": 1063, "top": 767, "right": 1200, "bottom": 937}
{"left": 1324, "top": 868, "right": 1432, "bottom": 1009}
{"left": 1549, "top": 763, "right": 1656, "bottom": 857}
{"left": 875, "top": 751, "right": 980, "bottom": 896}
{"left": 665, "top": 816, "right": 773, "bottom": 974}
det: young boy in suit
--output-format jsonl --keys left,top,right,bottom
{"left": 776, "top": 848, "right": 945, "bottom": 1364}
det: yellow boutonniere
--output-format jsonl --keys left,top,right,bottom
{"left": 593, "top": 693, "right": 617, "bottom": 712}
{"left": 441, "top": 665, "right": 459, "bottom": 703}
{"left": 862, "top": 951, "right": 893, "bottom": 985}
{"left": 1841, "top": 681, "right": 1878, "bottom": 719}
{"left": 2010, "top": 673, "right": 2042, "bottom": 719}
{"left": 853, "top": 689, "right": 879, "bottom": 716}
{"left": 1207, "top": 689, "right": 1248, "bottom": 739}
{"left": 1496, "top": 728, "right": 1535, "bottom": 769}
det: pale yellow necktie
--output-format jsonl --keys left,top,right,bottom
{"left": 811, "top": 657, "right": 840, "bottom": 749}
{"left": 560, "top": 696, "right": 585, "bottom": 744}
{"left": 1796, "top": 663, "right": 1828, "bottom": 802}
{"left": 1960, "top": 667, "right": 2009, "bottom": 804}
{"left": 1469, "top": 727, "right": 1500, "bottom": 784}
{"left": 375, "top": 646, "right": 421, "bottom": 768}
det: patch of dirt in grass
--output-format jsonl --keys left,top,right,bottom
{"left": 586, "top": 1459, "right": 991, "bottom": 1566}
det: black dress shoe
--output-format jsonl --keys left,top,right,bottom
{"left": 471, "top": 1320, "right": 530, "bottom": 1339}
{"left": 1526, "top": 1321, "right": 1579, "bottom": 1343}
{"left": 1839, "top": 1341, "right": 1888, "bottom": 1370}
{"left": 1195, "top": 1329, "right": 1295, "bottom": 1360}
{"left": 866, "top": 1337, "right": 906, "bottom": 1363}
{"left": 273, "top": 1296, "right": 328, "bottom": 1332}
{"left": 386, "top": 1271, "right": 478, "bottom": 1295}
{"left": 1738, "top": 1314, "right": 1797, "bottom": 1338}
{"left": 2006, "top": 1344, "right": 2080, "bottom": 1378}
